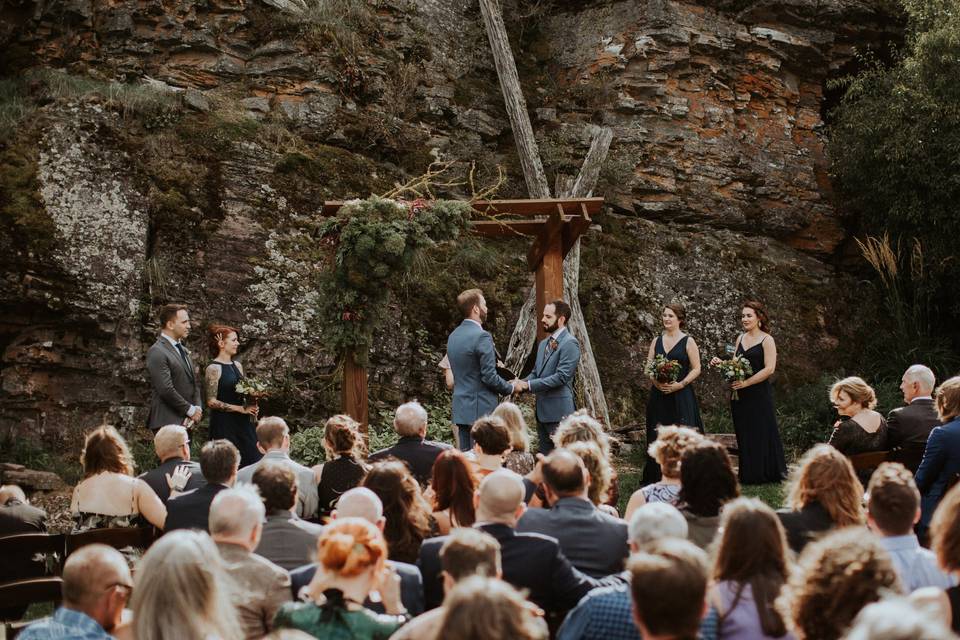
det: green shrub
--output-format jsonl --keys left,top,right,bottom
{"left": 289, "top": 426, "right": 327, "bottom": 467}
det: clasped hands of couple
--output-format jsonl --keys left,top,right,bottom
{"left": 509, "top": 378, "right": 529, "bottom": 395}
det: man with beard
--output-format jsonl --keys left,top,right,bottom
{"left": 447, "top": 289, "right": 519, "bottom": 451}
{"left": 515, "top": 300, "right": 581, "bottom": 454}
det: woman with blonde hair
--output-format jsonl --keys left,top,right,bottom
{"left": 915, "top": 376, "right": 960, "bottom": 538}
{"left": 553, "top": 410, "right": 619, "bottom": 507}
{"left": 71, "top": 425, "right": 173, "bottom": 531}
{"left": 123, "top": 530, "right": 243, "bottom": 640}
{"left": 274, "top": 518, "right": 407, "bottom": 638}
{"left": 625, "top": 425, "right": 703, "bottom": 520}
{"left": 565, "top": 441, "right": 616, "bottom": 515}
{"left": 827, "top": 377, "right": 888, "bottom": 473}
{"left": 436, "top": 576, "right": 547, "bottom": 640}
{"left": 776, "top": 444, "right": 863, "bottom": 553}
{"left": 317, "top": 414, "right": 369, "bottom": 516}
{"left": 777, "top": 527, "right": 901, "bottom": 640}
{"left": 493, "top": 401, "right": 535, "bottom": 475}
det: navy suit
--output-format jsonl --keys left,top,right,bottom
{"left": 164, "top": 483, "right": 227, "bottom": 532}
{"left": 447, "top": 319, "right": 514, "bottom": 449}
{"left": 916, "top": 417, "right": 960, "bottom": 530}
{"left": 417, "top": 522, "right": 609, "bottom": 615}
{"left": 289, "top": 559, "right": 424, "bottom": 615}
{"left": 526, "top": 328, "right": 580, "bottom": 453}
{"left": 139, "top": 457, "right": 204, "bottom": 504}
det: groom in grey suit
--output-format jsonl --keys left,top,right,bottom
{"left": 516, "top": 300, "right": 581, "bottom": 453}
{"left": 145, "top": 304, "right": 202, "bottom": 431}
{"left": 447, "top": 289, "right": 518, "bottom": 450}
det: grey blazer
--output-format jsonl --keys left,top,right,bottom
{"left": 146, "top": 337, "right": 201, "bottom": 430}
{"left": 447, "top": 319, "right": 513, "bottom": 425}
{"left": 255, "top": 512, "right": 325, "bottom": 571}
{"left": 516, "top": 496, "right": 628, "bottom": 578}
{"left": 526, "top": 329, "right": 580, "bottom": 424}
{"left": 237, "top": 450, "right": 320, "bottom": 520}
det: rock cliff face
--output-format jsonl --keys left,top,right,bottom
{"left": 0, "top": 0, "right": 900, "bottom": 448}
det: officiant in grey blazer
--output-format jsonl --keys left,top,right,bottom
{"left": 146, "top": 304, "right": 202, "bottom": 431}
{"left": 447, "top": 288, "right": 519, "bottom": 450}
{"left": 516, "top": 300, "right": 581, "bottom": 453}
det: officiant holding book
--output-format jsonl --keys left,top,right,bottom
{"left": 641, "top": 303, "right": 704, "bottom": 484}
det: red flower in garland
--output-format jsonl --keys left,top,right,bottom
{"left": 409, "top": 198, "right": 429, "bottom": 218}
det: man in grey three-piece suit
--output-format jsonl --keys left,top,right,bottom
{"left": 145, "top": 304, "right": 202, "bottom": 431}
{"left": 516, "top": 300, "right": 581, "bottom": 454}
{"left": 447, "top": 288, "right": 518, "bottom": 450}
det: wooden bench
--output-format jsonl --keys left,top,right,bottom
{"left": 848, "top": 450, "right": 890, "bottom": 472}
{"left": 65, "top": 527, "right": 156, "bottom": 556}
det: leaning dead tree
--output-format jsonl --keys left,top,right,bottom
{"left": 478, "top": 0, "right": 613, "bottom": 428}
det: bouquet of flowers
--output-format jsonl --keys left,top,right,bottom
{"left": 646, "top": 355, "right": 683, "bottom": 383}
{"left": 710, "top": 356, "right": 753, "bottom": 400}
{"left": 236, "top": 376, "right": 270, "bottom": 407}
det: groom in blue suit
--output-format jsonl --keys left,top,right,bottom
{"left": 516, "top": 300, "right": 581, "bottom": 453}
{"left": 447, "top": 289, "right": 518, "bottom": 450}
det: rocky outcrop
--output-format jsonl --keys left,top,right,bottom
{"left": 0, "top": 0, "right": 899, "bottom": 450}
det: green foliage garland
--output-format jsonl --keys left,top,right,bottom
{"left": 319, "top": 196, "right": 472, "bottom": 363}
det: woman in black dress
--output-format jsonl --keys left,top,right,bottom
{"left": 317, "top": 415, "right": 369, "bottom": 516}
{"left": 204, "top": 325, "right": 261, "bottom": 468}
{"left": 642, "top": 303, "right": 704, "bottom": 484}
{"left": 828, "top": 376, "right": 888, "bottom": 483}
{"left": 714, "top": 301, "right": 786, "bottom": 485}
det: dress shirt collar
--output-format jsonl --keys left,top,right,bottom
{"left": 262, "top": 450, "right": 290, "bottom": 461}
{"left": 161, "top": 333, "right": 180, "bottom": 348}
{"left": 551, "top": 326, "right": 567, "bottom": 340}
{"left": 911, "top": 396, "right": 934, "bottom": 403}
{"left": 879, "top": 533, "right": 922, "bottom": 552}
{"left": 464, "top": 318, "right": 482, "bottom": 328}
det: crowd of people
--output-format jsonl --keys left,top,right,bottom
{"left": 3, "top": 299, "right": 960, "bottom": 639}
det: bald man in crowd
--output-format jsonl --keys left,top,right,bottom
{"left": 138, "top": 424, "right": 204, "bottom": 503}
{"left": 369, "top": 401, "right": 451, "bottom": 485}
{"left": 418, "top": 469, "right": 612, "bottom": 622}
{"left": 20, "top": 545, "right": 132, "bottom": 640}
{"left": 209, "top": 485, "right": 291, "bottom": 639}
{"left": 288, "top": 487, "right": 425, "bottom": 615}
{"left": 518, "top": 449, "right": 628, "bottom": 578}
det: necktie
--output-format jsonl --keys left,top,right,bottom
{"left": 175, "top": 343, "right": 191, "bottom": 372}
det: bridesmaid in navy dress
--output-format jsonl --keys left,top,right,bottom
{"left": 642, "top": 304, "right": 704, "bottom": 484}
{"left": 714, "top": 301, "right": 787, "bottom": 485}
{"left": 204, "top": 324, "right": 261, "bottom": 468}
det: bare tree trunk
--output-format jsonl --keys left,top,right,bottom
{"left": 477, "top": 0, "right": 550, "bottom": 199}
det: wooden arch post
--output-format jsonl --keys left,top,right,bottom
{"left": 321, "top": 197, "right": 602, "bottom": 432}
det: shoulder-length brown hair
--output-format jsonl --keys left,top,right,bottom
{"left": 81, "top": 425, "right": 135, "bottom": 477}
{"left": 362, "top": 459, "right": 433, "bottom": 563}
{"left": 431, "top": 449, "right": 476, "bottom": 528}
{"left": 786, "top": 444, "right": 863, "bottom": 526}
{"left": 742, "top": 300, "right": 771, "bottom": 332}
{"left": 714, "top": 498, "right": 790, "bottom": 637}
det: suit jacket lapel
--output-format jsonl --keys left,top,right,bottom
{"left": 160, "top": 338, "right": 194, "bottom": 381}
{"left": 537, "top": 333, "right": 566, "bottom": 376}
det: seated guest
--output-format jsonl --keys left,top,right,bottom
{"left": 628, "top": 538, "right": 710, "bottom": 640}
{"left": 418, "top": 470, "right": 606, "bottom": 616}
{"left": 316, "top": 414, "right": 368, "bottom": 515}
{"left": 289, "top": 487, "right": 424, "bottom": 615}
{"left": 369, "top": 401, "right": 451, "bottom": 485}
{"left": 19, "top": 544, "right": 131, "bottom": 640}
{"left": 470, "top": 415, "right": 512, "bottom": 482}
{"left": 436, "top": 576, "right": 548, "bottom": 640}
{"left": 138, "top": 424, "right": 204, "bottom": 504}
{"left": 122, "top": 529, "right": 242, "bottom": 639}
{"left": 916, "top": 377, "right": 960, "bottom": 537}
{"left": 827, "top": 376, "right": 888, "bottom": 482}
{"left": 911, "top": 483, "right": 960, "bottom": 633}
{"left": 362, "top": 459, "right": 437, "bottom": 564}
{"left": 845, "top": 596, "right": 956, "bottom": 640}
{"left": 0, "top": 484, "right": 47, "bottom": 534}
{"left": 164, "top": 439, "right": 239, "bottom": 532}
{"left": 517, "top": 449, "right": 628, "bottom": 578}
{"left": 209, "top": 485, "right": 291, "bottom": 639}
{"left": 253, "top": 463, "right": 325, "bottom": 571}
{"left": 777, "top": 444, "right": 864, "bottom": 553}
{"left": 71, "top": 425, "right": 167, "bottom": 530}
{"left": 554, "top": 410, "right": 619, "bottom": 508}
{"left": 273, "top": 518, "right": 408, "bottom": 638}
{"left": 393, "top": 528, "right": 503, "bottom": 640}
{"left": 557, "top": 502, "right": 689, "bottom": 640}
{"left": 566, "top": 441, "right": 618, "bottom": 516}
{"left": 708, "top": 498, "right": 793, "bottom": 640}
{"left": 888, "top": 365, "right": 940, "bottom": 474}
{"left": 494, "top": 401, "right": 536, "bottom": 475}
{"left": 625, "top": 425, "right": 703, "bottom": 520}
{"left": 867, "top": 462, "right": 953, "bottom": 591}
{"left": 677, "top": 440, "right": 740, "bottom": 549}
{"left": 236, "top": 416, "right": 319, "bottom": 519}
{"left": 428, "top": 449, "right": 476, "bottom": 534}
{"left": 777, "top": 527, "right": 901, "bottom": 640}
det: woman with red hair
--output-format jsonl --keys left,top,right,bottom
{"left": 274, "top": 518, "right": 407, "bottom": 638}
{"left": 204, "top": 324, "right": 260, "bottom": 467}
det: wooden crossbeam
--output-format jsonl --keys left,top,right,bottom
{"left": 563, "top": 204, "right": 593, "bottom": 257}
{"left": 527, "top": 208, "right": 565, "bottom": 271}
{"left": 470, "top": 219, "right": 547, "bottom": 237}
